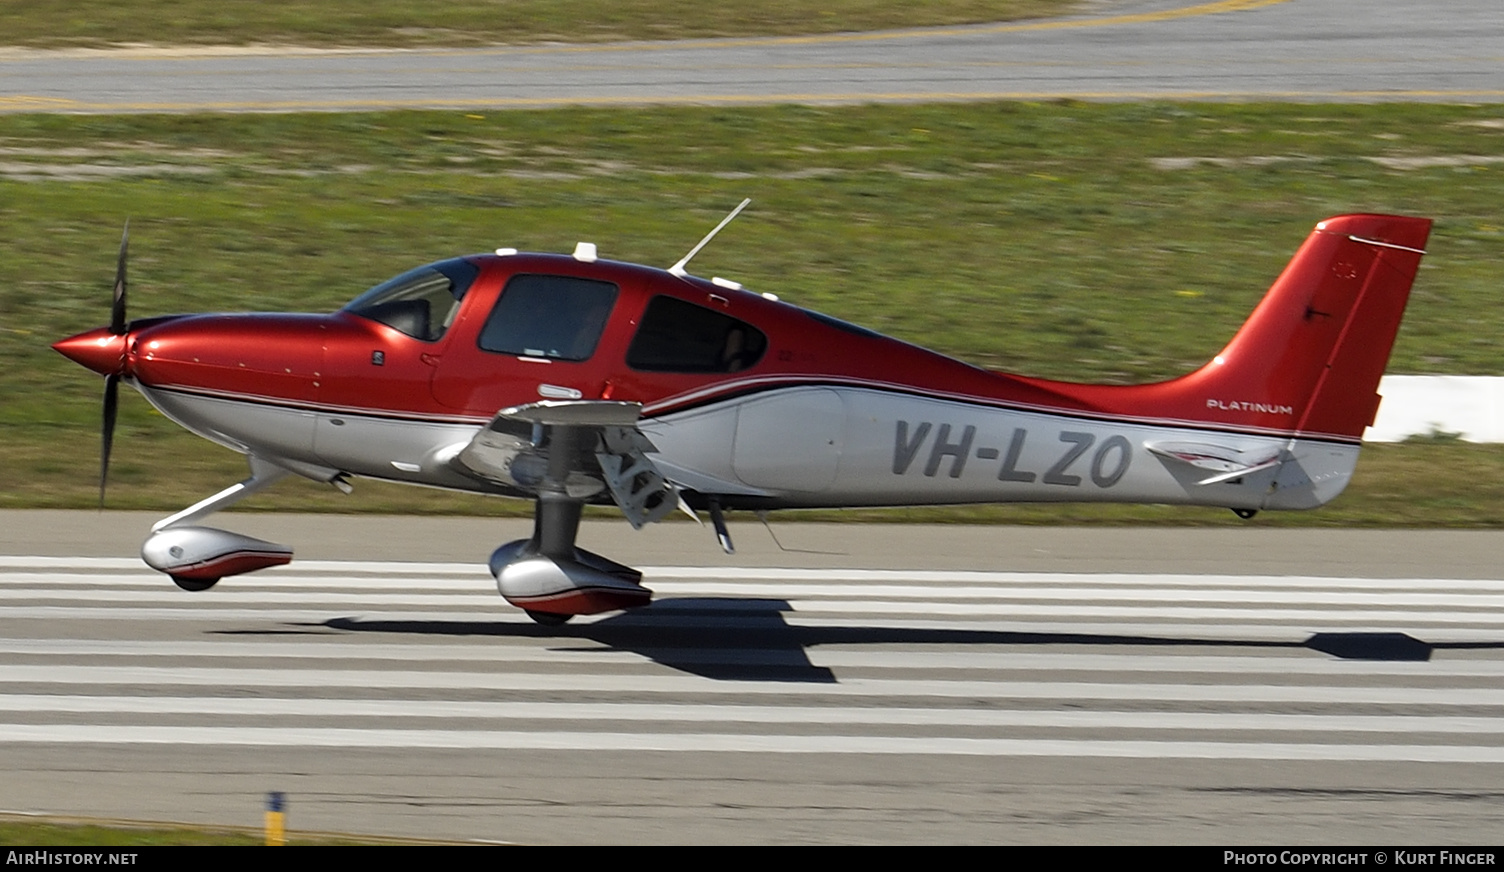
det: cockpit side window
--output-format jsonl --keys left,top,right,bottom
{"left": 342, "top": 257, "right": 479, "bottom": 342}
{"left": 626, "top": 295, "right": 768, "bottom": 373}
{"left": 477, "top": 274, "right": 618, "bottom": 361}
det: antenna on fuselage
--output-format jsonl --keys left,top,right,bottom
{"left": 668, "top": 198, "right": 750, "bottom": 278}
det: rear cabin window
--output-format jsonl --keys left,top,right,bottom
{"left": 478, "top": 274, "right": 618, "bottom": 361}
{"left": 626, "top": 295, "right": 767, "bottom": 373}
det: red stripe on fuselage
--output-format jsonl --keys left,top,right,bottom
{"left": 145, "top": 377, "right": 1360, "bottom": 447}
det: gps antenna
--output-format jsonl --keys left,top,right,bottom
{"left": 669, "top": 198, "right": 750, "bottom": 277}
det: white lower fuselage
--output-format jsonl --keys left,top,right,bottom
{"left": 138, "top": 382, "right": 1360, "bottom": 515}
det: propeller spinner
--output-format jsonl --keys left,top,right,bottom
{"left": 51, "top": 223, "right": 131, "bottom": 508}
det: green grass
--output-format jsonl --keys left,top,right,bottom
{"left": 3, "top": 102, "right": 1504, "bottom": 522}
{"left": 0, "top": 1, "right": 1078, "bottom": 49}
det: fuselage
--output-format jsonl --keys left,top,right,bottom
{"left": 55, "top": 249, "right": 1361, "bottom": 514}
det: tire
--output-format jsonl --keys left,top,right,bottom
{"left": 171, "top": 575, "right": 220, "bottom": 592}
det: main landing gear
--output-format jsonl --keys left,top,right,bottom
{"left": 487, "top": 426, "right": 653, "bottom": 625}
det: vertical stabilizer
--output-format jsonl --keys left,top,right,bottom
{"left": 1069, "top": 214, "right": 1431, "bottom": 440}
{"left": 1208, "top": 214, "right": 1429, "bottom": 438}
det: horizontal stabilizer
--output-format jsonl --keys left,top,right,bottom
{"left": 1146, "top": 441, "right": 1282, "bottom": 486}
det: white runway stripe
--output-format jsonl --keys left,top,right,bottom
{"left": 7, "top": 556, "right": 1504, "bottom": 595}
{"left": 10, "top": 581, "right": 1504, "bottom": 609}
{"left": 0, "top": 590, "right": 522, "bottom": 605}
{"left": 4, "top": 592, "right": 1504, "bottom": 625}
{"left": 2, "top": 665, "right": 1502, "bottom": 705}
{"left": 3, "top": 695, "right": 1504, "bottom": 733}
{"left": 0, "top": 557, "right": 478, "bottom": 575}
{"left": 5, "top": 639, "right": 1503, "bottom": 676}
{"left": 0, "top": 724, "right": 1501, "bottom": 761}
{"left": 11, "top": 563, "right": 1504, "bottom": 591}
{"left": 3, "top": 608, "right": 1501, "bottom": 646}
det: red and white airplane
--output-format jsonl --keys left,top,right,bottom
{"left": 54, "top": 209, "right": 1430, "bottom": 624}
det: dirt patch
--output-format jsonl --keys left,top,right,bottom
{"left": 0, "top": 162, "right": 215, "bottom": 181}
{"left": 1152, "top": 154, "right": 1504, "bottom": 172}
{"left": 0, "top": 144, "right": 234, "bottom": 159}
{"left": 1367, "top": 155, "right": 1504, "bottom": 170}
{"left": 1150, "top": 156, "right": 1315, "bottom": 170}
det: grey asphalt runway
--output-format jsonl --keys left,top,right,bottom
{"left": 3, "top": 0, "right": 1502, "bottom": 114}
{"left": 5, "top": 509, "right": 1504, "bottom": 576}
{"left": 2, "top": 512, "right": 1503, "bottom": 843}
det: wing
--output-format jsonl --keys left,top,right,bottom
{"left": 453, "top": 399, "right": 679, "bottom": 529}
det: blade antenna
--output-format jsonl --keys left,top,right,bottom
{"left": 668, "top": 198, "right": 750, "bottom": 278}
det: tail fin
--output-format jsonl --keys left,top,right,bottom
{"left": 1073, "top": 214, "right": 1431, "bottom": 440}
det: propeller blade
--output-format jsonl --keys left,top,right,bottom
{"left": 110, "top": 220, "right": 129, "bottom": 335}
{"left": 100, "top": 372, "right": 119, "bottom": 510}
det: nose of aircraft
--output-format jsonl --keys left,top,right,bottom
{"left": 53, "top": 326, "right": 128, "bottom": 376}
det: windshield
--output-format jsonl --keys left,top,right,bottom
{"left": 342, "top": 257, "right": 480, "bottom": 342}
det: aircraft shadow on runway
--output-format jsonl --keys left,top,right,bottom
{"left": 226, "top": 597, "right": 1488, "bottom": 681}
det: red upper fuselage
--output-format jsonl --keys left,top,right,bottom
{"left": 57, "top": 252, "right": 1087, "bottom": 426}
{"left": 54, "top": 213, "right": 1433, "bottom": 442}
